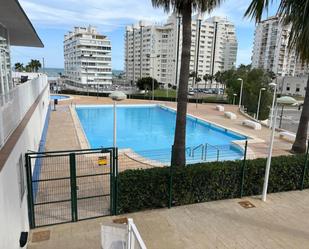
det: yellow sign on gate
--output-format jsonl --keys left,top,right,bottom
{"left": 98, "top": 156, "right": 107, "bottom": 166}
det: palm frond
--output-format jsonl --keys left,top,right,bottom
{"left": 244, "top": 0, "right": 272, "bottom": 22}
{"left": 151, "top": 0, "right": 222, "bottom": 13}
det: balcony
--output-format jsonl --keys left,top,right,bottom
{"left": 0, "top": 74, "right": 48, "bottom": 148}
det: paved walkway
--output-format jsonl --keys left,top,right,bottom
{"left": 28, "top": 189, "right": 309, "bottom": 249}
{"left": 45, "top": 105, "right": 80, "bottom": 151}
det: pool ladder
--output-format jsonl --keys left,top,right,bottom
{"left": 187, "top": 143, "right": 220, "bottom": 161}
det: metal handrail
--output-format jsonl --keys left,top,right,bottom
{"left": 204, "top": 143, "right": 220, "bottom": 161}
{"left": 190, "top": 144, "right": 204, "bottom": 159}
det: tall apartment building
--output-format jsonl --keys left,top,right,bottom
{"left": 252, "top": 16, "right": 308, "bottom": 76}
{"left": 125, "top": 14, "right": 237, "bottom": 88}
{"left": 64, "top": 26, "right": 112, "bottom": 88}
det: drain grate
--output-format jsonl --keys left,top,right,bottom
{"left": 238, "top": 200, "right": 256, "bottom": 209}
{"left": 31, "top": 230, "right": 50, "bottom": 242}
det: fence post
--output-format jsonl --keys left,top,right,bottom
{"left": 69, "top": 153, "right": 78, "bottom": 222}
{"left": 300, "top": 140, "right": 309, "bottom": 190}
{"left": 111, "top": 148, "right": 115, "bottom": 215}
{"left": 114, "top": 147, "right": 119, "bottom": 215}
{"left": 25, "top": 154, "right": 35, "bottom": 229}
{"left": 240, "top": 140, "right": 248, "bottom": 198}
{"left": 168, "top": 146, "right": 174, "bottom": 209}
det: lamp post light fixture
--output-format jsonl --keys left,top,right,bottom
{"left": 256, "top": 87, "right": 266, "bottom": 120}
{"left": 232, "top": 93, "right": 237, "bottom": 105}
{"left": 262, "top": 96, "right": 298, "bottom": 202}
{"left": 237, "top": 78, "right": 243, "bottom": 109}
{"left": 109, "top": 91, "right": 127, "bottom": 147}
{"left": 278, "top": 96, "right": 298, "bottom": 129}
{"left": 268, "top": 82, "right": 277, "bottom": 128}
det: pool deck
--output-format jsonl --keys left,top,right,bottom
{"left": 27, "top": 189, "right": 309, "bottom": 249}
{"left": 49, "top": 95, "right": 293, "bottom": 160}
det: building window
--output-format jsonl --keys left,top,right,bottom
{"left": 17, "top": 154, "right": 26, "bottom": 202}
{"left": 286, "top": 87, "right": 290, "bottom": 91}
{"left": 296, "top": 88, "right": 300, "bottom": 92}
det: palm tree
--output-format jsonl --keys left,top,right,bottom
{"left": 14, "top": 62, "right": 24, "bottom": 72}
{"left": 245, "top": 0, "right": 309, "bottom": 153}
{"left": 27, "top": 59, "right": 42, "bottom": 72}
{"left": 152, "top": 0, "right": 222, "bottom": 166}
{"left": 203, "top": 73, "right": 210, "bottom": 88}
{"left": 214, "top": 71, "right": 223, "bottom": 93}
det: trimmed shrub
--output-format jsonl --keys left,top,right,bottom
{"left": 117, "top": 155, "right": 308, "bottom": 214}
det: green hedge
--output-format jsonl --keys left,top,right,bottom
{"left": 117, "top": 155, "right": 308, "bottom": 214}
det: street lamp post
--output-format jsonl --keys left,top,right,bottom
{"left": 256, "top": 87, "right": 266, "bottom": 120}
{"left": 109, "top": 91, "right": 127, "bottom": 147}
{"left": 233, "top": 93, "right": 237, "bottom": 105}
{"left": 147, "top": 54, "right": 159, "bottom": 101}
{"left": 237, "top": 78, "right": 243, "bottom": 109}
{"left": 269, "top": 82, "right": 277, "bottom": 128}
{"left": 262, "top": 96, "right": 297, "bottom": 201}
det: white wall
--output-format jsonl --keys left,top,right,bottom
{"left": 0, "top": 78, "right": 49, "bottom": 249}
{"left": 278, "top": 76, "right": 308, "bottom": 97}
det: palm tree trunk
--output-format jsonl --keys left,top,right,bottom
{"left": 292, "top": 76, "right": 309, "bottom": 153}
{"left": 171, "top": 6, "right": 192, "bottom": 167}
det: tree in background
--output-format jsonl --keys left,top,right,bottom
{"left": 136, "top": 77, "right": 159, "bottom": 91}
{"left": 26, "top": 59, "right": 42, "bottom": 72}
{"left": 152, "top": 0, "right": 222, "bottom": 167}
{"left": 14, "top": 62, "right": 24, "bottom": 72}
{"left": 214, "top": 71, "right": 227, "bottom": 93}
{"left": 203, "top": 73, "right": 213, "bottom": 88}
{"left": 245, "top": 0, "right": 309, "bottom": 153}
{"left": 189, "top": 71, "right": 197, "bottom": 87}
{"left": 225, "top": 65, "right": 273, "bottom": 120}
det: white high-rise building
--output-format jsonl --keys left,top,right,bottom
{"left": 64, "top": 26, "right": 112, "bottom": 88}
{"left": 125, "top": 14, "right": 237, "bottom": 88}
{"left": 252, "top": 16, "right": 308, "bottom": 76}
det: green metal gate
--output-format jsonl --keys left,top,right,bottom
{"left": 25, "top": 148, "right": 118, "bottom": 228}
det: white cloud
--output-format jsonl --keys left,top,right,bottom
{"left": 20, "top": 0, "right": 168, "bottom": 31}
{"left": 20, "top": 0, "right": 257, "bottom": 31}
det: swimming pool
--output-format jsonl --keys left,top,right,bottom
{"left": 50, "top": 94, "right": 70, "bottom": 100}
{"left": 76, "top": 105, "right": 247, "bottom": 163}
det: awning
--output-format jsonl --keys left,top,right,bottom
{"left": 0, "top": 0, "right": 43, "bottom": 47}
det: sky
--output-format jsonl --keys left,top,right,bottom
{"left": 11, "top": 0, "right": 278, "bottom": 70}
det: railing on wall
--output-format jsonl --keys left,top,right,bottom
{"left": 0, "top": 75, "right": 48, "bottom": 148}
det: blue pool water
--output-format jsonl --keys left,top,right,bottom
{"left": 76, "top": 105, "right": 247, "bottom": 163}
{"left": 50, "top": 95, "right": 70, "bottom": 100}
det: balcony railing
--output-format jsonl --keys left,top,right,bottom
{"left": 0, "top": 75, "right": 48, "bottom": 148}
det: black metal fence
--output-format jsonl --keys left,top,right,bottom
{"left": 25, "top": 148, "right": 117, "bottom": 228}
